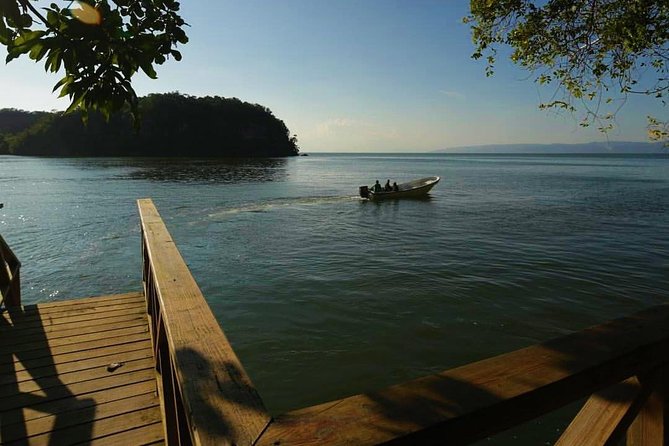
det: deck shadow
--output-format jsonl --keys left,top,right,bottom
{"left": 1, "top": 304, "right": 95, "bottom": 445}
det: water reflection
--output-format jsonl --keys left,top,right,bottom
{"left": 67, "top": 157, "right": 290, "bottom": 184}
{"left": 118, "top": 158, "right": 290, "bottom": 184}
{"left": 361, "top": 195, "right": 434, "bottom": 205}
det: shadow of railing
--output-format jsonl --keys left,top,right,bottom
{"left": 139, "top": 198, "right": 669, "bottom": 446}
{"left": 0, "top": 305, "right": 96, "bottom": 445}
{"left": 0, "top": 234, "right": 21, "bottom": 308}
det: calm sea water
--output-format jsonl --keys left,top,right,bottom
{"left": 1, "top": 153, "right": 668, "bottom": 443}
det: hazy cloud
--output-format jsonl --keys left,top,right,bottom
{"left": 314, "top": 118, "right": 399, "bottom": 141}
{"left": 439, "top": 90, "right": 465, "bottom": 99}
{"left": 315, "top": 118, "right": 359, "bottom": 137}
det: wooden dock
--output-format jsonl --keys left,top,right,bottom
{"left": 0, "top": 292, "right": 163, "bottom": 445}
{"left": 1, "top": 199, "right": 668, "bottom": 446}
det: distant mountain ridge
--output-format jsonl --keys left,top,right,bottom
{"left": 435, "top": 141, "right": 665, "bottom": 154}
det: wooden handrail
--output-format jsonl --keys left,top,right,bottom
{"left": 137, "top": 198, "right": 668, "bottom": 445}
{"left": 254, "top": 304, "right": 669, "bottom": 445}
{"left": 0, "top": 234, "right": 21, "bottom": 308}
{"left": 555, "top": 377, "right": 648, "bottom": 445}
{"left": 138, "top": 199, "right": 270, "bottom": 446}
{"left": 626, "top": 367, "right": 669, "bottom": 446}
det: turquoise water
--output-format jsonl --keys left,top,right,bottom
{"left": 1, "top": 153, "right": 668, "bottom": 442}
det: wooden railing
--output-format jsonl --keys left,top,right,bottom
{"left": 0, "top": 234, "right": 21, "bottom": 308}
{"left": 138, "top": 199, "right": 271, "bottom": 446}
{"left": 256, "top": 305, "right": 669, "bottom": 446}
{"left": 138, "top": 198, "right": 669, "bottom": 446}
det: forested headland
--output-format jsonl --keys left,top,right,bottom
{"left": 0, "top": 93, "right": 299, "bottom": 157}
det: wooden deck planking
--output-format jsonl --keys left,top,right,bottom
{"left": 10, "top": 340, "right": 152, "bottom": 374}
{"left": 9, "top": 316, "right": 150, "bottom": 348}
{"left": 13, "top": 347, "right": 154, "bottom": 384}
{"left": 0, "top": 292, "right": 164, "bottom": 446}
{"left": 13, "top": 381, "right": 158, "bottom": 424}
{"left": 2, "top": 331, "right": 152, "bottom": 364}
{"left": 2, "top": 393, "right": 161, "bottom": 443}
{"left": 4, "top": 357, "right": 156, "bottom": 397}
{"left": 7, "top": 324, "right": 151, "bottom": 357}
{"left": 0, "top": 302, "right": 147, "bottom": 332}
{"left": 0, "top": 293, "right": 145, "bottom": 323}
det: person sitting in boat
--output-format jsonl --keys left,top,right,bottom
{"left": 384, "top": 179, "right": 392, "bottom": 191}
{"left": 392, "top": 182, "right": 399, "bottom": 192}
{"left": 373, "top": 180, "right": 382, "bottom": 193}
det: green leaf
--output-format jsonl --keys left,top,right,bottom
{"left": 13, "top": 30, "right": 46, "bottom": 46}
{"left": 44, "top": 49, "right": 62, "bottom": 72}
{"left": 53, "top": 74, "right": 74, "bottom": 94}
{"left": 18, "top": 13, "right": 32, "bottom": 28}
{"left": 139, "top": 62, "right": 157, "bottom": 79}
{"left": 29, "top": 42, "right": 49, "bottom": 61}
{"left": 65, "top": 89, "right": 88, "bottom": 114}
{"left": 0, "top": 17, "right": 12, "bottom": 45}
{"left": 1, "top": 0, "right": 22, "bottom": 27}
{"left": 46, "top": 10, "right": 60, "bottom": 26}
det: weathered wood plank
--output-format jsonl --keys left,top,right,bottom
{"left": 10, "top": 339, "right": 151, "bottom": 373}
{"left": 555, "top": 377, "right": 649, "bottom": 446}
{"left": 25, "top": 299, "right": 146, "bottom": 319}
{"left": 256, "top": 304, "right": 669, "bottom": 446}
{"left": 13, "top": 346, "right": 153, "bottom": 384}
{"left": 4, "top": 312, "right": 148, "bottom": 341}
{"left": 0, "top": 293, "right": 144, "bottom": 327}
{"left": 1, "top": 302, "right": 146, "bottom": 330}
{"left": 627, "top": 392, "right": 669, "bottom": 446}
{"left": 4, "top": 406, "right": 164, "bottom": 446}
{"left": 4, "top": 331, "right": 151, "bottom": 364}
{"left": 3, "top": 356, "right": 155, "bottom": 398}
{"left": 5, "top": 324, "right": 149, "bottom": 357}
{"left": 627, "top": 368, "right": 669, "bottom": 446}
{"left": 2, "top": 392, "right": 160, "bottom": 443}
{"left": 88, "top": 422, "right": 165, "bottom": 446}
{"left": 13, "top": 380, "right": 158, "bottom": 423}
{"left": 139, "top": 198, "right": 271, "bottom": 446}
{"left": 13, "top": 292, "right": 143, "bottom": 315}
{"left": 2, "top": 368, "right": 156, "bottom": 411}
{"left": 8, "top": 315, "right": 148, "bottom": 346}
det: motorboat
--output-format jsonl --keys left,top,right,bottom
{"left": 359, "top": 176, "right": 440, "bottom": 200}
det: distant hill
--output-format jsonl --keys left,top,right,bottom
{"left": 434, "top": 141, "right": 666, "bottom": 154}
{"left": 0, "top": 109, "right": 50, "bottom": 154}
{"left": 0, "top": 93, "right": 299, "bottom": 157}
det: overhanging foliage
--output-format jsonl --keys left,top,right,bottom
{"left": 1, "top": 0, "right": 187, "bottom": 124}
{"left": 466, "top": 0, "right": 669, "bottom": 141}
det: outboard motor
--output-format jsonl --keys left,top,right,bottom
{"left": 359, "top": 185, "right": 369, "bottom": 198}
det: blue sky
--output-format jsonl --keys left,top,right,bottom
{"left": 0, "top": 1, "right": 664, "bottom": 152}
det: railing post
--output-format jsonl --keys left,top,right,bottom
{"left": 627, "top": 368, "right": 669, "bottom": 446}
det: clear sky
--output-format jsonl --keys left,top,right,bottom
{"left": 0, "top": 1, "right": 664, "bottom": 152}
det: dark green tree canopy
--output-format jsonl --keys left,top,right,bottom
{"left": 1, "top": 0, "right": 187, "bottom": 122}
{"left": 1, "top": 93, "right": 300, "bottom": 157}
{"left": 466, "top": 0, "right": 669, "bottom": 140}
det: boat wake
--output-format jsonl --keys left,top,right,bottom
{"left": 208, "top": 195, "right": 360, "bottom": 218}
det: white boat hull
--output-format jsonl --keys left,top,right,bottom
{"left": 366, "top": 176, "right": 440, "bottom": 200}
